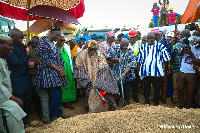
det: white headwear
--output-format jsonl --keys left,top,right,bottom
{"left": 165, "top": 31, "right": 174, "bottom": 37}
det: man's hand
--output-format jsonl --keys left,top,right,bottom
{"left": 11, "top": 88, "right": 14, "bottom": 95}
{"left": 121, "top": 73, "right": 126, "bottom": 80}
{"left": 167, "top": 65, "right": 171, "bottom": 74}
{"left": 34, "top": 58, "right": 42, "bottom": 65}
{"left": 26, "top": 47, "right": 30, "bottom": 55}
{"left": 10, "top": 96, "right": 24, "bottom": 107}
{"left": 184, "top": 49, "right": 193, "bottom": 56}
{"left": 193, "top": 65, "right": 200, "bottom": 71}
{"left": 189, "top": 40, "right": 196, "bottom": 45}
{"left": 59, "top": 68, "right": 65, "bottom": 78}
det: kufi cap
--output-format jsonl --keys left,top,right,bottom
{"left": 106, "top": 31, "right": 115, "bottom": 37}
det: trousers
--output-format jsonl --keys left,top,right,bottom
{"left": 177, "top": 72, "right": 197, "bottom": 109}
{"left": 143, "top": 76, "right": 162, "bottom": 105}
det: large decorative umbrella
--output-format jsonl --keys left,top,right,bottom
{"left": 25, "top": 5, "right": 80, "bottom": 24}
{"left": 0, "top": 0, "right": 85, "bottom": 20}
{"left": 0, "top": 0, "right": 80, "bottom": 10}
{"left": 0, "top": 0, "right": 82, "bottom": 43}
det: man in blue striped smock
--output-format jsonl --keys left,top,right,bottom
{"left": 137, "top": 32, "right": 170, "bottom": 106}
{"left": 35, "top": 26, "right": 70, "bottom": 124}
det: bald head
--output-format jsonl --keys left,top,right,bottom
{"left": 10, "top": 28, "right": 24, "bottom": 44}
{"left": 121, "top": 38, "right": 129, "bottom": 44}
{"left": 180, "top": 29, "right": 191, "bottom": 39}
{"left": 120, "top": 38, "right": 129, "bottom": 51}
{"left": 192, "top": 30, "right": 200, "bottom": 37}
{"left": 10, "top": 28, "right": 23, "bottom": 37}
{"left": 147, "top": 32, "right": 155, "bottom": 37}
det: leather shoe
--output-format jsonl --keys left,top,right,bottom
{"left": 50, "top": 117, "right": 58, "bottom": 122}
{"left": 58, "top": 114, "right": 71, "bottom": 119}
{"left": 161, "top": 99, "right": 166, "bottom": 104}
{"left": 43, "top": 119, "right": 51, "bottom": 124}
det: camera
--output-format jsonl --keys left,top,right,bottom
{"left": 181, "top": 37, "right": 191, "bottom": 52}
{"left": 182, "top": 37, "right": 189, "bottom": 45}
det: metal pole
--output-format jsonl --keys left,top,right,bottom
{"left": 26, "top": 0, "right": 31, "bottom": 45}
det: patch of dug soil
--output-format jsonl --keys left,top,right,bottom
{"left": 26, "top": 105, "right": 200, "bottom": 133}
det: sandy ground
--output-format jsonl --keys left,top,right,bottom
{"left": 28, "top": 87, "right": 176, "bottom": 122}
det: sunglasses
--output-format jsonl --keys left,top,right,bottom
{"left": 60, "top": 40, "right": 65, "bottom": 42}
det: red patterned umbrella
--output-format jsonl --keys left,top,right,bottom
{"left": 0, "top": 0, "right": 85, "bottom": 20}
{"left": 0, "top": 0, "right": 85, "bottom": 43}
{"left": 25, "top": 5, "right": 80, "bottom": 24}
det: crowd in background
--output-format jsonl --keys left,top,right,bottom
{"left": 0, "top": 23, "right": 200, "bottom": 132}
{"left": 151, "top": 0, "right": 181, "bottom": 27}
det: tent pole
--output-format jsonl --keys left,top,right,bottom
{"left": 26, "top": 0, "right": 31, "bottom": 45}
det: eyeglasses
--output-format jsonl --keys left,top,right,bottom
{"left": 60, "top": 40, "right": 65, "bottom": 42}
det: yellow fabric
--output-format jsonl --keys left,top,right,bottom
{"left": 71, "top": 45, "right": 80, "bottom": 58}
{"left": 134, "top": 40, "right": 141, "bottom": 55}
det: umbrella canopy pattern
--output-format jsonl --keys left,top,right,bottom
{"left": 68, "top": 0, "right": 84, "bottom": 19}
{"left": 0, "top": 2, "right": 40, "bottom": 20}
{"left": 27, "top": 18, "right": 75, "bottom": 34}
{"left": 25, "top": 5, "right": 80, "bottom": 24}
{"left": 1, "top": 0, "right": 80, "bottom": 10}
{"left": 0, "top": 0, "right": 85, "bottom": 20}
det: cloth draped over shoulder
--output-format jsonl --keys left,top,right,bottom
{"left": 57, "top": 46, "right": 76, "bottom": 102}
{"left": 75, "top": 49, "right": 119, "bottom": 94}
{"left": 64, "top": 43, "right": 74, "bottom": 72}
{"left": 75, "top": 65, "right": 119, "bottom": 95}
{"left": 75, "top": 49, "right": 119, "bottom": 112}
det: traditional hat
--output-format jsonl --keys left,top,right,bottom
{"left": 87, "top": 40, "right": 98, "bottom": 48}
{"left": 106, "top": 31, "right": 115, "bottom": 37}
{"left": 165, "top": 32, "right": 175, "bottom": 37}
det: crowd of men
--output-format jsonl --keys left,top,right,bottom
{"left": 151, "top": 0, "right": 180, "bottom": 27}
{"left": 0, "top": 24, "right": 200, "bottom": 132}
